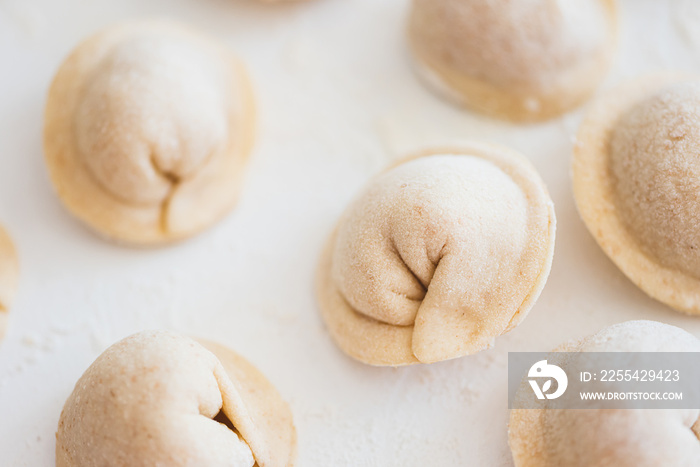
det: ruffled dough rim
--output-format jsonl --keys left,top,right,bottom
{"left": 406, "top": 0, "right": 618, "bottom": 123}
{"left": 316, "top": 142, "right": 556, "bottom": 366}
{"left": 572, "top": 74, "right": 700, "bottom": 315}
{"left": 43, "top": 20, "right": 256, "bottom": 246}
{"left": 197, "top": 339, "right": 297, "bottom": 467}
{"left": 0, "top": 225, "right": 18, "bottom": 341}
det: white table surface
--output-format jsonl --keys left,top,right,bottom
{"left": 2, "top": 0, "right": 700, "bottom": 465}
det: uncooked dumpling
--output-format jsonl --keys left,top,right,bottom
{"left": 56, "top": 331, "right": 296, "bottom": 467}
{"left": 317, "top": 143, "right": 556, "bottom": 366}
{"left": 0, "top": 225, "right": 18, "bottom": 341}
{"left": 574, "top": 77, "right": 700, "bottom": 314}
{"left": 509, "top": 320, "right": 700, "bottom": 467}
{"left": 44, "top": 21, "right": 255, "bottom": 245}
{"left": 408, "top": 0, "right": 617, "bottom": 121}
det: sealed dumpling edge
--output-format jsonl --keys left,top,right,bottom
{"left": 43, "top": 20, "right": 255, "bottom": 245}
{"left": 56, "top": 331, "right": 296, "bottom": 467}
{"left": 317, "top": 143, "right": 556, "bottom": 366}
{"left": 573, "top": 75, "right": 700, "bottom": 314}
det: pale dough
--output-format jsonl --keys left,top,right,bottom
{"left": 407, "top": 0, "right": 617, "bottom": 122}
{"left": 509, "top": 320, "right": 700, "bottom": 467}
{"left": 56, "top": 331, "right": 296, "bottom": 467}
{"left": 0, "top": 225, "right": 18, "bottom": 341}
{"left": 44, "top": 20, "right": 255, "bottom": 245}
{"left": 573, "top": 76, "right": 700, "bottom": 314}
{"left": 317, "top": 143, "right": 556, "bottom": 366}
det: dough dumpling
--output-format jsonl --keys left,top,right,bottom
{"left": 0, "top": 226, "right": 18, "bottom": 341}
{"left": 317, "top": 143, "right": 556, "bottom": 366}
{"left": 509, "top": 320, "right": 700, "bottom": 467}
{"left": 408, "top": 0, "right": 617, "bottom": 121}
{"left": 44, "top": 21, "right": 255, "bottom": 245}
{"left": 574, "top": 77, "right": 700, "bottom": 314}
{"left": 56, "top": 331, "right": 296, "bottom": 467}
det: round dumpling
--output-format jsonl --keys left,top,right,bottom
{"left": 44, "top": 21, "right": 255, "bottom": 245}
{"left": 407, "top": 0, "right": 617, "bottom": 122}
{"left": 56, "top": 331, "right": 296, "bottom": 467}
{"left": 0, "top": 225, "right": 18, "bottom": 341}
{"left": 317, "top": 143, "right": 556, "bottom": 366}
{"left": 574, "top": 77, "right": 700, "bottom": 314}
{"left": 509, "top": 320, "right": 700, "bottom": 466}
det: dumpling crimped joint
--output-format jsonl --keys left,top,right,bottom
{"left": 44, "top": 21, "right": 255, "bottom": 246}
{"left": 509, "top": 320, "right": 700, "bottom": 466}
{"left": 573, "top": 76, "right": 700, "bottom": 314}
{"left": 0, "top": 225, "right": 18, "bottom": 341}
{"left": 407, "top": 0, "right": 618, "bottom": 122}
{"left": 56, "top": 331, "right": 296, "bottom": 467}
{"left": 317, "top": 143, "right": 556, "bottom": 366}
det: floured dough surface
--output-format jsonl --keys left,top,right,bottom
{"left": 44, "top": 20, "right": 255, "bottom": 245}
{"left": 509, "top": 320, "right": 700, "bottom": 467}
{"left": 573, "top": 76, "right": 700, "bottom": 314}
{"left": 56, "top": 331, "right": 296, "bottom": 467}
{"left": 408, "top": 0, "right": 617, "bottom": 121}
{"left": 317, "top": 143, "right": 556, "bottom": 366}
{"left": 0, "top": 226, "right": 19, "bottom": 341}
{"left": 611, "top": 82, "right": 700, "bottom": 279}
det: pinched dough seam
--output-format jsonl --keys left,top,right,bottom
{"left": 342, "top": 230, "right": 548, "bottom": 333}
{"left": 148, "top": 152, "right": 181, "bottom": 235}
{"left": 211, "top": 364, "right": 260, "bottom": 467}
{"left": 114, "top": 144, "right": 219, "bottom": 235}
{"left": 387, "top": 236, "right": 430, "bottom": 302}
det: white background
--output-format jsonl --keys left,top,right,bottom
{"left": 2, "top": 0, "right": 700, "bottom": 465}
